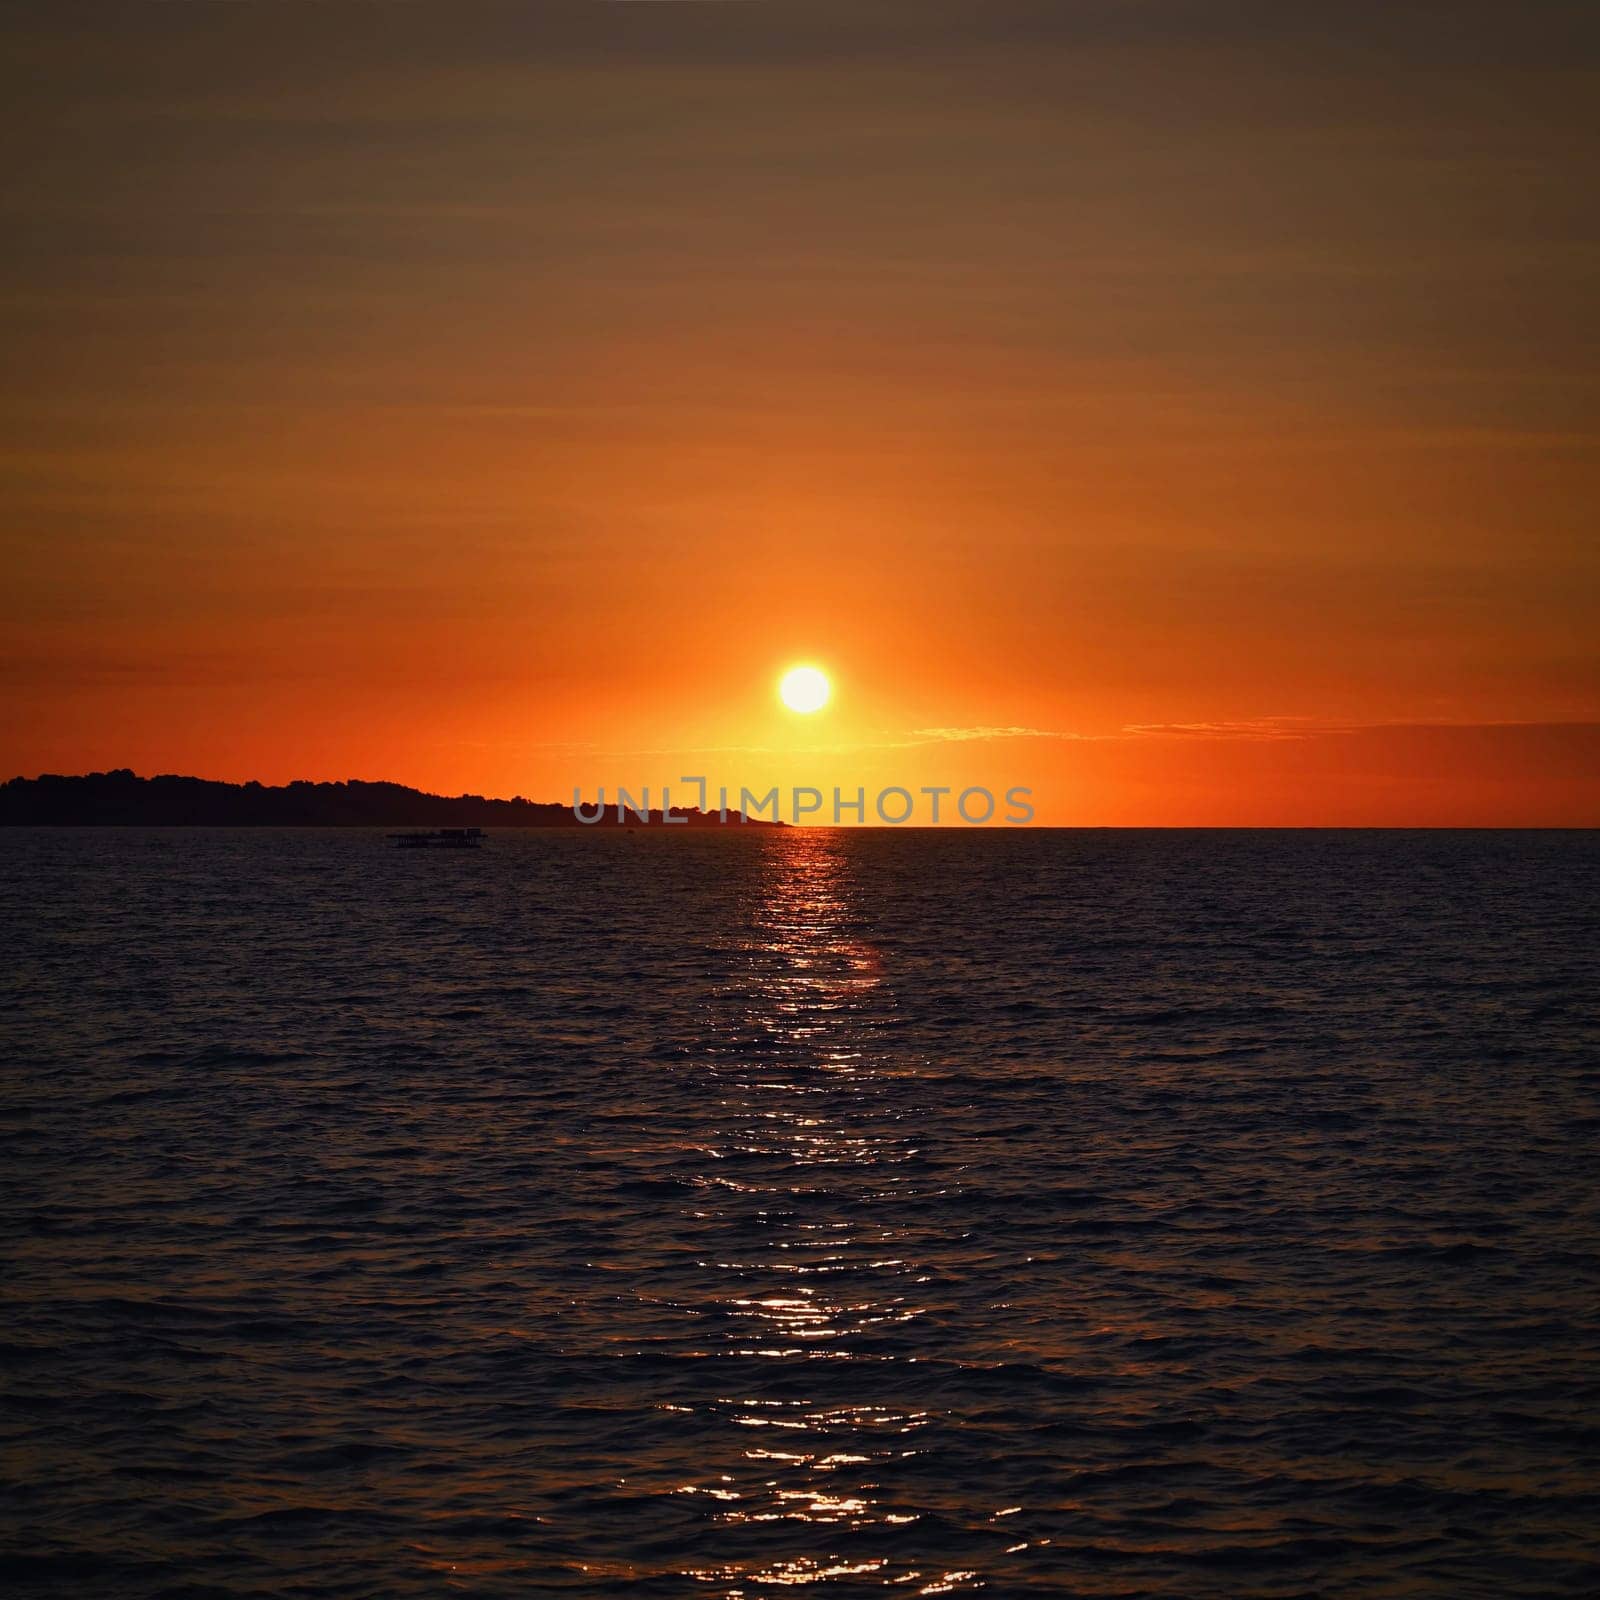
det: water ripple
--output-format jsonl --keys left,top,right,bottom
{"left": 2, "top": 826, "right": 1598, "bottom": 1596}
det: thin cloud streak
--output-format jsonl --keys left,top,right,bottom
{"left": 1122, "top": 718, "right": 1319, "bottom": 741}
{"left": 581, "top": 717, "right": 1600, "bottom": 763}
{"left": 909, "top": 725, "right": 1096, "bottom": 744}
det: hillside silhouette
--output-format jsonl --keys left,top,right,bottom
{"left": 0, "top": 770, "right": 782, "bottom": 827}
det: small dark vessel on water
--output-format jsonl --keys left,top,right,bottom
{"left": 389, "top": 827, "right": 486, "bottom": 849}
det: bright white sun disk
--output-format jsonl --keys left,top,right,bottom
{"left": 779, "top": 665, "right": 830, "bottom": 714}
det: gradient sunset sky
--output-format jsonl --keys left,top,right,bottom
{"left": 4, "top": 1, "right": 1596, "bottom": 823}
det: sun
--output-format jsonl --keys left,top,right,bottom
{"left": 778, "top": 663, "right": 831, "bottom": 714}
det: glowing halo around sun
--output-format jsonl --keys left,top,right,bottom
{"left": 778, "top": 664, "right": 831, "bottom": 714}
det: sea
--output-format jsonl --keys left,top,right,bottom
{"left": 3, "top": 827, "right": 1598, "bottom": 1597}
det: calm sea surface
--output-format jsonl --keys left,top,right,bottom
{"left": 3, "top": 828, "right": 1598, "bottom": 1597}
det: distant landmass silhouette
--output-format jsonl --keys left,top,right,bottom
{"left": 0, "top": 770, "right": 783, "bottom": 827}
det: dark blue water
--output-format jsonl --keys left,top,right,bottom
{"left": 3, "top": 828, "right": 1598, "bottom": 1597}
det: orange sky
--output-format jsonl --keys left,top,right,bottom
{"left": 2, "top": 3, "right": 1596, "bottom": 823}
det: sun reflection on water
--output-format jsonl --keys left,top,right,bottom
{"left": 672, "top": 830, "right": 986, "bottom": 1594}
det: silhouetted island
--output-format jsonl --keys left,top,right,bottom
{"left": 0, "top": 771, "right": 782, "bottom": 827}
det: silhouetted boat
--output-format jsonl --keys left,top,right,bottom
{"left": 389, "top": 828, "right": 485, "bottom": 849}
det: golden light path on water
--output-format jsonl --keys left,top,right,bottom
{"left": 671, "top": 830, "right": 1012, "bottom": 1593}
